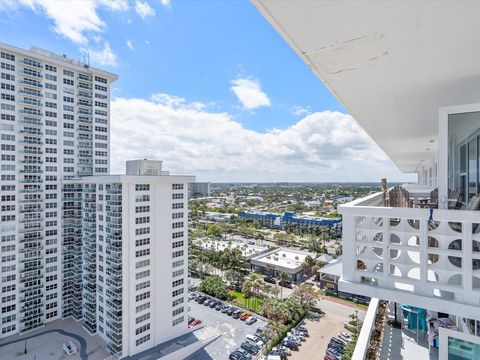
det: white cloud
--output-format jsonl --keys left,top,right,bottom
{"left": 230, "top": 77, "right": 271, "bottom": 110}
{"left": 110, "top": 94, "right": 414, "bottom": 182}
{"left": 13, "top": 0, "right": 127, "bottom": 45}
{"left": 126, "top": 39, "right": 135, "bottom": 50}
{"left": 135, "top": 0, "right": 155, "bottom": 19}
{"left": 160, "top": 0, "right": 171, "bottom": 7}
{"left": 2, "top": 0, "right": 125, "bottom": 66}
{"left": 291, "top": 105, "right": 311, "bottom": 116}
{"left": 82, "top": 42, "right": 118, "bottom": 66}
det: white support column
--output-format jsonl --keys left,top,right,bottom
{"left": 342, "top": 214, "right": 356, "bottom": 282}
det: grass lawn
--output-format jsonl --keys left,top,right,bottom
{"left": 228, "top": 290, "right": 264, "bottom": 312}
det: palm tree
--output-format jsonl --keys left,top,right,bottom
{"left": 252, "top": 279, "right": 263, "bottom": 310}
{"left": 278, "top": 271, "right": 290, "bottom": 300}
{"left": 270, "top": 286, "right": 280, "bottom": 299}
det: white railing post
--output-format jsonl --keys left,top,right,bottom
{"left": 382, "top": 215, "right": 390, "bottom": 287}
{"left": 463, "top": 222, "right": 473, "bottom": 293}
{"left": 419, "top": 219, "right": 428, "bottom": 292}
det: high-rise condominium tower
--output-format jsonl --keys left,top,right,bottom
{"left": 0, "top": 43, "right": 193, "bottom": 358}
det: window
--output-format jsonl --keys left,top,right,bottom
{"left": 135, "top": 313, "right": 150, "bottom": 324}
{"left": 172, "top": 212, "right": 184, "bottom": 219}
{"left": 136, "top": 270, "right": 150, "bottom": 280}
{"left": 172, "top": 184, "right": 184, "bottom": 190}
{"left": 136, "top": 334, "right": 150, "bottom": 346}
{"left": 136, "top": 302, "right": 150, "bottom": 313}
{"left": 172, "top": 250, "right": 184, "bottom": 258}
{"left": 136, "top": 281, "right": 150, "bottom": 291}
{"left": 172, "top": 231, "right": 184, "bottom": 239}
{"left": 172, "top": 203, "right": 184, "bottom": 209}
{"left": 135, "top": 227, "right": 150, "bottom": 236}
{"left": 135, "top": 238, "right": 150, "bottom": 247}
{"left": 172, "top": 279, "right": 184, "bottom": 288}
{"left": 172, "top": 241, "right": 184, "bottom": 249}
{"left": 172, "top": 297, "right": 184, "bottom": 306}
{"left": 172, "top": 317, "right": 184, "bottom": 326}
{"left": 135, "top": 206, "right": 150, "bottom": 213}
{"left": 172, "top": 288, "right": 184, "bottom": 297}
{"left": 135, "top": 249, "right": 150, "bottom": 258}
{"left": 135, "top": 184, "right": 150, "bottom": 191}
{"left": 172, "top": 307, "right": 184, "bottom": 316}
{"left": 136, "top": 259, "right": 150, "bottom": 269}
{"left": 136, "top": 291, "right": 150, "bottom": 302}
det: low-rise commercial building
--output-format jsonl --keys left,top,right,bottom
{"left": 250, "top": 248, "right": 316, "bottom": 283}
{"left": 195, "top": 239, "right": 269, "bottom": 260}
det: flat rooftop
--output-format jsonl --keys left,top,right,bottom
{"left": 0, "top": 318, "right": 109, "bottom": 360}
{"left": 251, "top": 248, "right": 316, "bottom": 270}
{"left": 196, "top": 239, "right": 269, "bottom": 258}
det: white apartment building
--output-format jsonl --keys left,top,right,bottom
{"left": 0, "top": 43, "right": 117, "bottom": 336}
{"left": 72, "top": 171, "right": 194, "bottom": 357}
{"left": 253, "top": 1, "right": 480, "bottom": 358}
{"left": 0, "top": 43, "right": 198, "bottom": 359}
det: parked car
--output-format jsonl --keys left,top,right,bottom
{"left": 232, "top": 309, "right": 243, "bottom": 319}
{"left": 326, "top": 348, "right": 342, "bottom": 358}
{"left": 246, "top": 334, "right": 264, "bottom": 348}
{"left": 266, "top": 354, "right": 284, "bottom": 360}
{"left": 215, "top": 303, "right": 224, "bottom": 311}
{"left": 229, "top": 348, "right": 252, "bottom": 360}
{"left": 203, "top": 298, "right": 211, "bottom": 306}
{"left": 285, "top": 336, "right": 302, "bottom": 346}
{"left": 197, "top": 296, "right": 206, "bottom": 304}
{"left": 287, "top": 332, "right": 305, "bottom": 341}
{"left": 188, "top": 319, "right": 202, "bottom": 328}
{"left": 272, "top": 345, "right": 291, "bottom": 356}
{"left": 269, "top": 348, "right": 288, "bottom": 360}
{"left": 240, "top": 341, "right": 259, "bottom": 355}
{"left": 221, "top": 305, "right": 232, "bottom": 313}
{"left": 338, "top": 332, "right": 352, "bottom": 342}
{"left": 229, "top": 349, "right": 252, "bottom": 360}
{"left": 188, "top": 317, "right": 196, "bottom": 325}
{"left": 279, "top": 280, "right": 292, "bottom": 288}
{"left": 324, "top": 354, "right": 338, "bottom": 360}
{"left": 255, "top": 325, "right": 266, "bottom": 337}
{"left": 264, "top": 276, "right": 276, "bottom": 284}
{"left": 245, "top": 316, "right": 257, "bottom": 325}
{"left": 209, "top": 300, "right": 218, "bottom": 308}
{"left": 240, "top": 312, "right": 251, "bottom": 321}
{"left": 189, "top": 292, "right": 197, "bottom": 300}
{"left": 330, "top": 337, "right": 345, "bottom": 347}
{"left": 328, "top": 342, "right": 344, "bottom": 353}
{"left": 281, "top": 340, "right": 299, "bottom": 351}
{"left": 226, "top": 307, "right": 237, "bottom": 316}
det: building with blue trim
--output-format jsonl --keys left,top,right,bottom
{"left": 238, "top": 210, "right": 341, "bottom": 233}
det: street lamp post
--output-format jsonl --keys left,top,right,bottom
{"left": 24, "top": 340, "right": 27, "bottom": 354}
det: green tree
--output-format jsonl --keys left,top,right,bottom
{"left": 198, "top": 275, "right": 228, "bottom": 300}
{"left": 292, "top": 284, "right": 317, "bottom": 312}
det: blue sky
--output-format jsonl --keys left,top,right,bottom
{"left": 0, "top": 0, "right": 414, "bottom": 182}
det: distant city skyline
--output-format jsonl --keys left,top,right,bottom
{"left": 0, "top": 1, "right": 416, "bottom": 182}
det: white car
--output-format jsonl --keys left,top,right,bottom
{"left": 287, "top": 332, "right": 305, "bottom": 341}
{"left": 245, "top": 316, "right": 258, "bottom": 325}
{"left": 338, "top": 332, "right": 352, "bottom": 342}
{"left": 246, "top": 334, "right": 264, "bottom": 348}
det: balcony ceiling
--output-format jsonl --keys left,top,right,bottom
{"left": 252, "top": 0, "right": 480, "bottom": 172}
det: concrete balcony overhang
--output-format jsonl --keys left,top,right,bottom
{"left": 252, "top": 0, "right": 480, "bottom": 172}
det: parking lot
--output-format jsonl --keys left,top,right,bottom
{"left": 186, "top": 295, "right": 267, "bottom": 360}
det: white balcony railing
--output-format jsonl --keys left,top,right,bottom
{"left": 339, "top": 192, "right": 480, "bottom": 320}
